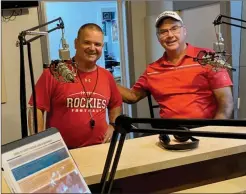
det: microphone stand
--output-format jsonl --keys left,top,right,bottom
{"left": 100, "top": 115, "right": 246, "bottom": 194}
{"left": 18, "top": 17, "right": 64, "bottom": 138}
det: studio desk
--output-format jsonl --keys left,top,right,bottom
{"left": 2, "top": 126, "right": 246, "bottom": 193}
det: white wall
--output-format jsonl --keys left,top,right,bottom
{"left": 180, "top": 3, "right": 220, "bottom": 49}
{"left": 2, "top": 8, "right": 43, "bottom": 144}
{"left": 144, "top": 15, "right": 164, "bottom": 64}
{"left": 130, "top": 2, "right": 149, "bottom": 124}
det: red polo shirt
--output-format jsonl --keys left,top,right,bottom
{"left": 132, "top": 43, "right": 233, "bottom": 119}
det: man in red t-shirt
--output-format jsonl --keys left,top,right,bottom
{"left": 29, "top": 23, "right": 122, "bottom": 149}
{"left": 118, "top": 11, "right": 233, "bottom": 119}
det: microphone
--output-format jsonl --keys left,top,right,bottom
{"left": 48, "top": 28, "right": 76, "bottom": 83}
{"left": 56, "top": 62, "right": 75, "bottom": 82}
{"left": 194, "top": 50, "right": 236, "bottom": 71}
{"left": 213, "top": 24, "right": 225, "bottom": 52}
{"left": 59, "top": 28, "right": 70, "bottom": 61}
{"left": 49, "top": 60, "right": 76, "bottom": 83}
{"left": 209, "top": 57, "right": 236, "bottom": 71}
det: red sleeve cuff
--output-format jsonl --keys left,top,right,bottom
{"left": 211, "top": 83, "right": 233, "bottom": 90}
{"left": 28, "top": 101, "right": 49, "bottom": 112}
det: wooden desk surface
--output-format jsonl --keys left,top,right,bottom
{"left": 2, "top": 126, "right": 246, "bottom": 193}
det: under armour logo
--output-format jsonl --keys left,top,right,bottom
{"left": 85, "top": 78, "right": 91, "bottom": 82}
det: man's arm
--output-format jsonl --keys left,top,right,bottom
{"left": 103, "top": 106, "right": 122, "bottom": 143}
{"left": 117, "top": 84, "right": 147, "bottom": 104}
{"left": 28, "top": 108, "right": 45, "bottom": 135}
{"left": 213, "top": 87, "right": 233, "bottom": 119}
{"left": 108, "top": 106, "right": 122, "bottom": 123}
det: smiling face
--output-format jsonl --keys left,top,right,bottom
{"left": 74, "top": 27, "right": 104, "bottom": 66}
{"left": 156, "top": 18, "right": 187, "bottom": 53}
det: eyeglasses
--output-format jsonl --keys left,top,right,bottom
{"left": 157, "top": 25, "right": 183, "bottom": 38}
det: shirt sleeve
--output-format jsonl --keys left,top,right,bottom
{"left": 132, "top": 70, "right": 149, "bottom": 92}
{"left": 107, "top": 72, "right": 123, "bottom": 110}
{"left": 207, "top": 67, "right": 233, "bottom": 89}
{"left": 28, "top": 69, "right": 57, "bottom": 112}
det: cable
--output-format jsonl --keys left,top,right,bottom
{"left": 1, "top": 9, "right": 22, "bottom": 22}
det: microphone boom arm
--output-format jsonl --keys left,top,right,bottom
{"left": 213, "top": 14, "right": 246, "bottom": 29}
{"left": 19, "top": 17, "right": 64, "bottom": 44}
{"left": 25, "top": 25, "right": 64, "bottom": 44}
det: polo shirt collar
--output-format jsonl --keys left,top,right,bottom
{"left": 185, "top": 43, "right": 197, "bottom": 58}
{"left": 161, "top": 43, "right": 197, "bottom": 63}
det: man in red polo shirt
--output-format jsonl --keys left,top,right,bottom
{"left": 118, "top": 11, "right": 233, "bottom": 119}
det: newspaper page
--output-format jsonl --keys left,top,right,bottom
{"left": 2, "top": 128, "right": 91, "bottom": 193}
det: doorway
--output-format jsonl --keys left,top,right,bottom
{"left": 39, "top": 1, "right": 133, "bottom": 138}
{"left": 42, "top": 1, "right": 125, "bottom": 93}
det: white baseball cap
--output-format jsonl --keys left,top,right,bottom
{"left": 155, "top": 11, "right": 183, "bottom": 27}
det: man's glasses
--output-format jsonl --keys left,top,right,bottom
{"left": 157, "top": 25, "right": 183, "bottom": 38}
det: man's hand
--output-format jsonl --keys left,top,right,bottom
{"left": 103, "top": 124, "right": 115, "bottom": 143}
{"left": 105, "top": 106, "right": 121, "bottom": 143}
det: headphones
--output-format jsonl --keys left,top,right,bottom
{"left": 159, "top": 127, "right": 199, "bottom": 150}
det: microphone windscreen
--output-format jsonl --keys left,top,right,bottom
{"left": 196, "top": 50, "right": 209, "bottom": 66}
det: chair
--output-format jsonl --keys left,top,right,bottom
{"left": 147, "top": 94, "right": 166, "bottom": 129}
{"left": 147, "top": 94, "right": 160, "bottom": 119}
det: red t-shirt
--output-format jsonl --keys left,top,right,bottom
{"left": 29, "top": 65, "right": 122, "bottom": 149}
{"left": 132, "top": 43, "right": 232, "bottom": 119}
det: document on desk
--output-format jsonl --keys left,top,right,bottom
{"left": 1, "top": 128, "right": 91, "bottom": 193}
